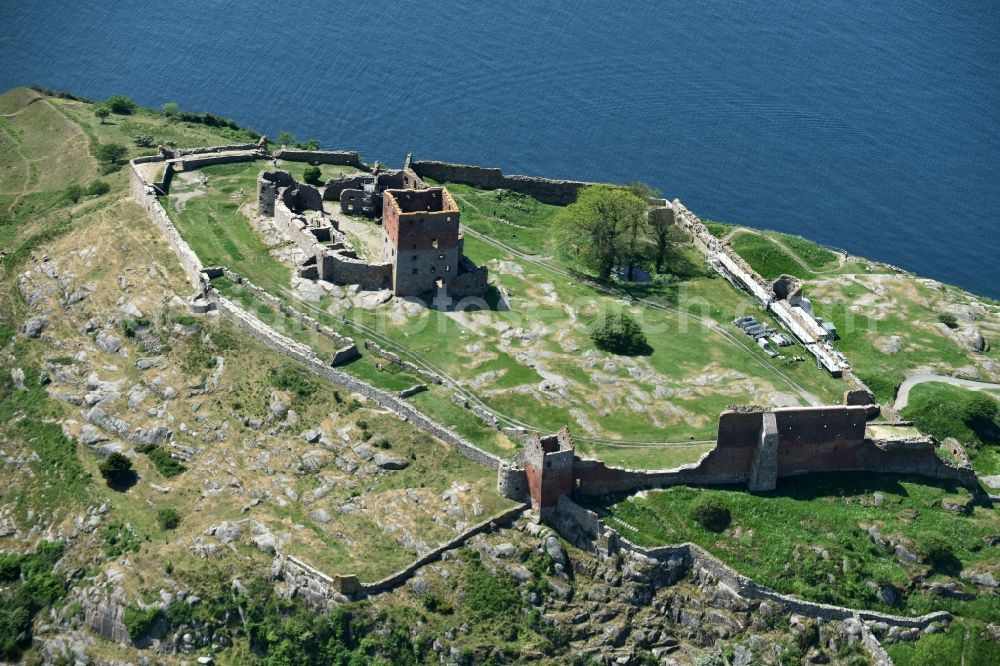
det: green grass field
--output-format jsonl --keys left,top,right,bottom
{"left": 901, "top": 383, "right": 1000, "bottom": 474}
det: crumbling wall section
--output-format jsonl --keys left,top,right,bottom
{"left": 409, "top": 159, "right": 593, "bottom": 205}
{"left": 273, "top": 149, "right": 369, "bottom": 171}
{"left": 363, "top": 339, "right": 443, "bottom": 385}
{"left": 316, "top": 249, "right": 392, "bottom": 290}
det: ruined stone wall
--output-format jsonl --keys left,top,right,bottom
{"left": 323, "top": 175, "right": 367, "bottom": 201}
{"left": 216, "top": 269, "right": 359, "bottom": 365}
{"left": 363, "top": 340, "right": 443, "bottom": 385}
{"left": 273, "top": 149, "right": 369, "bottom": 171}
{"left": 316, "top": 249, "right": 392, "bottom": 290}
{"left": 176, "top": 143, "right": 260, "bottom": 156}
{"left": 409, "top": 159, "right": 593, "bottom": 205}
{"left": 179, "top": 152, "right": 257, "bottom": 171}
{"left": 496, "top": 461, "right": 529, "bottom": 503}
{"left": 128, "top": 160, "right": 205, "bottom": 288}
{"left": 280, "top": 183, "right": 323, "bottom": 212}
{"left": 553, "top": 496, "right": 951, "bottom": 633}
{"left": 449, "top": 259, "right": 490, "bottom": 298}
{"left": 362, "top": 505, "right": 526, "bottom": 595}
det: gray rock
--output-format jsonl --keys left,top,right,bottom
{"left": 252, "top": 531, "right": 277, "bottom": 554}
{"left": 79, "top": 424, "right": 106, "bottom": 445}
{"left": 509, "top": 565, "right": 533, "bottom": 583}
{"left": 10, "top": 368, "right": 25, "bottom": 390}
{"left": 494, "top": 543, "right": 517, "bottom": 558}
{"left": 95, "top": 332, "right": 121, "bottom": 354}
{"left": 373, "top": 453, "right": 409, "bottom": 470}
{"left": 352, "top": 444, "right": 374, "bottom": 460}
{"left": 23, "top": 316, "right": 47, "bottom": 338}
{"left": 208, "top": 521, "right": 242, "bottom": 544}
{"left": 895, "top": 544, "right": 918, "bottom": 563}
{"left": 544, "top": 535, "right": 568, "bottom": 566}
{"left": 309, "top": 509, "right": 332, "bottom": 524}
{"left": 301, "top": 428, "right": 324, "bottom": 443}
{"left": 119, "top": 301, "right": 144, "bottom": 318}
{"left": 961, "top": 570, "right": 998, "bottom": 588}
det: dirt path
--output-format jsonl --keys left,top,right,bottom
{"left": 893, "top": 373, "right": 1000, "bottom": 411}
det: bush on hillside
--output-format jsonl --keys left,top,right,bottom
{"left": 161, "top": 102, "right": 180, "bottom": 118}
{"left": 94, "top": 106, "right": 110, "bottom": 123}
{"left": 590, "top": 311, "right": 651, "bottom": 356}
{"left": 87, "top": 180, "right": 111, "bottom": 196}
{"left": 303, "top": 165, "right": 323, "bottom": 185}
{"left": 95, "top": 143, "right": 128, "bottom": 164}
{"left": 123, "top": 606, "right": 162, "bottom": 641}
{"left": 105, "top": 95, "right": 137, "bottom": 115}
{"left": 156, "top": 508, "right": 181, "bottom": 530}
{"left": 938, "top": 312, "right": 958, "bottom": 329}
{"left": 98, "top": 452, "right": 133, "bottom": 485}
{"left": 63, "top": 183, "right": 85, "bottom": 203}
{"left": 691, "top": 497, "right": 731, "bottom": 532}
{"left": 133, "top": 133, "right": 155, "bottom": 147}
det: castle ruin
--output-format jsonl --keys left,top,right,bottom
{"left": 256, "top": 158, "right": 488, "bottom": 300}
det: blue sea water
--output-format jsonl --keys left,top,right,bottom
{"left": 1, "top": 1, "right": 998, "bottom": 298}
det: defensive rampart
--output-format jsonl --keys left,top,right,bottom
{"left": 409, "top": 158, "right": 594, "bottom": 205}
{"left": 554, "top": 495, "right": 950, "bottom": 631}
{"left": 273, "top": 149, "right": 369, "bottom": 171}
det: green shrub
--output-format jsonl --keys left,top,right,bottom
{"left": 133, "top": 133, "right": 155, "bottom": 147}
{"left": 147, "top": 446, "right": 186, "bottom": 478}
{"left": 102, "top": 522, "right": 140, "bottom": 558}
{"left": 63, "top": 183, "right": 85, "bottom": 203}
{"left": 691, "top": 497, "right": 731, "bottom": 532}
{"left": 120, "top": 317, "right": 150, "bottom": 338}
{"left": 98, "top": 452, "right": 133, "bottom": 485}
{"left": 421, "top": 594, "right": 453, "bottom": 614}
{"left": 161, "top": 102, "right": 180, "bottom": 118}
{"left": 95, "top": 143, "right": 128, "bottom": 164}
{"left": 590, "top": 311, "right": 651, "bottom": 356}
{"left": 156, "top": 508, "right": 181, "bottom": 530}
{"left": 94, "top": 106, "right": 110, "bottom": 123}
{"left": 458, "top": 548, "right": 522, "bottom": 623}
{"left": 86, "top": 180, "right": 111, "bottom": 196}
{"left": 938, "top": 312, "right": 958, "bottom": 329}
{"left": 123, "top": 606, "right": 162, "bottom": 640}
{"left": 104, "top": 95, "right": 137, "bottom": 115}
{"left": 303, "top": 165, "right": 323, "bottom": 185}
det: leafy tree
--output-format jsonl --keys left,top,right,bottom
{"left": 629, "top": 181, "right": 673, "bottom": 273}
{"left": 590, "top": 311, "right": 651, "bottom": 356}
{"left": 554, "top": 184, "right": 650, "bottom": 281}
{"left": 98, "top": 452, "right": 133, "bottom": 485}
{"left": 86, "top": 180, "right": 111, "bottom": 196}
{"left": 156, "top": 508, "right": 180, "bottom": 530}
{"left": 303, "top": 165, "right": 323, "bottom": 185}
{"left": 104, "top": 94, "right": 137, "bottom": 114}
{"left": 133, "top": 133, "right": 155, "bottom": 147}
{"left": 161, "top": 101, "right": 180, "bottom": 117}
{"left": 691, "top": 497, "right": 731, "bottom": 532}
{"left": 301, "top": 138, "right": 321, "bottom": 150}
{"left": 95, "top": 143, "right": 128, "bottom": 164}
{"left": 94, "top": 105, "right": 110, "bottom": 124}
{"left": 276, "top": 131, "right": 297, "bottom": 146}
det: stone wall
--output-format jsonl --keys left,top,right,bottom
{"left": 362, "top": 504, "right": 526, "bottom": 595}
{"left": 176, "top": 143, "right": 260, "bottom": 156}
{"left": 363, "top": 339, "right": 443, "bottom": 385}
{"left": 554, "top": 496, "right": 950, "bottom": 632}
{"left": 179, "top": 151, "right": 257, "bottom": 171}
{"left": 316, "top": 248, "right": 393, "bottom": 290}
{"left": 409, "top": 159, "right": 593, "bottom": 206}
{"left": 216, "top": 269, "right": 359, "bottom": 366}
{"left": 273, "top": 149, "right": 369, "bottom": 171}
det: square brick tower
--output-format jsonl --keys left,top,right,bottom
{"left": 382, "top": 187, "right": 462, "bottom": 297}
{"left": 524, "top": 427, "right": 576, "bottom": 520}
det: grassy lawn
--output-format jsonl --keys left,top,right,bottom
{"left": 594, "top": 473, "right": 1000, "bottom": 623}
{"left": 810, "top": 275, "right": 1000, "bottom": 405}
{"left": 901, "top": 383, "right": 1000, "bottom": 475}
{"left": 272, "top": 159, "right": 364, "bottom": 184}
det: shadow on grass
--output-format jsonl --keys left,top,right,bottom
{"left": 105, "top": 471, "right": 138, "bottom": 492}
